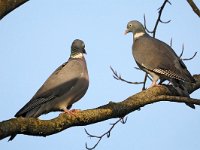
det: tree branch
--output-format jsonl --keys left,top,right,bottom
{"left": 182, "top": 51, "right": 197, "bottom": 61}
{"left": 0, "top": 74, "right": 199, "bottom": 141}
{"left": 85, "top": 117, "right": 127, "bottom": 150}
{"left": 187, "top": 0, "right": 200, "bottom": 17}
{"left": 0, "top": 0, "right": 29, "bottom": 20}
{"left": 144, "top": 0, "right": 171, "bottom": 37}
{"left": 110, "top": 66, "right": 144, "bottom": 85}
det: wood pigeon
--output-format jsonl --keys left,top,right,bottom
{"left": 125, "top": 20, "right": 195, "bottom": 108}
{"left": 9, "top": 39, "right": 89, "bottom": 141}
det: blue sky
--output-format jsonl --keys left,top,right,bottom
{"left": 0, "top": 0, "right": 200, "bottom": 150}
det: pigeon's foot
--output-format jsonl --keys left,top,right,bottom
{"left": 63, "top": 109, "right": 81, "bottom": 116}
{"left": 149, "top": 81, "right": 162, "bottom": 88}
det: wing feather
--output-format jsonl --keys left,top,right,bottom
{"left": 15, "top": 59, "right": 83, "bottom": 117}
{"left": 133, "top": 35, "right": 195, "bottom": 83}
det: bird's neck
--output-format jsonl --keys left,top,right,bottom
{"left": 70, "top": 53, "right": 84, "bottom": 59}
{"left": 134, "top": 32, "right": 145, "bottom": 40}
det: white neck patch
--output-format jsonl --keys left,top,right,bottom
{"left": 71, "top": 53, "right": 84, "bottom": 58}
{"left": 134, "top": 32, "right": 145, "bottom": 39}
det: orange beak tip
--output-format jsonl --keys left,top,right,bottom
{"left": 124, "top": 30, "right": 129, "bottom": 35}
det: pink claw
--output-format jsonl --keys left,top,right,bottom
{"left": 148, "top": 81, "right": 161, "bottom": 88}
{"left": 62, "top": 109, "right": 81, "bottom": 116}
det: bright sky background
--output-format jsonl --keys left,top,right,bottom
{"left": 0, "top": 0, "right": 200, "bottom": 150}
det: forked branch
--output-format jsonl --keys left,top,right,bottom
{"left": 110, "top": 66, "right": 144, "bottom": 85}
{"left": 85, "top": 117, "right": 127, "bottom": 150}
{"left": 144, "top": 0, "right": 171, "bottom": 37}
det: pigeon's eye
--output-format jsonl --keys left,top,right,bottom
{"left": 129, "top": 24, "right": 132, "bottom": 27}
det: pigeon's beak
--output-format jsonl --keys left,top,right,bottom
{"left": 124, "top": 29, "right": 129, "bottom": 35}
{"left": 83, "top": 48, "right": 87, "bottom": 54}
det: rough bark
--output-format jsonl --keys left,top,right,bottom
{"left": 0, "top": 0, "right": 29, "bottom": 20}
{"left": 0, "top": 74, "right": 199, "bottom": 140}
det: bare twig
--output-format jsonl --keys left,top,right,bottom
{"left": 144, "top": 0, "right": 171, "bottom": 37}
{"left": 134, "top": 67, "right": 152, "bottom": 82}
{"left": 142, "top": 73, "right": 148, "bottom": 90}
{"left": 134, "top": 67, "right": 152, "bottom": 90}
{"left": 170, "top": 38, "right": 173, "bottom": 47}
{"left": 178, "top": 44, "right": 197, "bottom": 61}
{"left": 110, "top": 66, "right": 144, "bottom": 85}
{"left": 153, "top": 0, "right": 171, "bottom": 37}
{"left": 134, "top": 67, "right": 141, "bottom": 70}
{"left": 187, "top": 0, "right": 200, "bottom": 17}
{"left": 182, "top": 51, "right": 197, "bottom": 61}
{"left": 179, "top": 44, "right": 184, "bottom": 58}
{"left": 143, "top": 15, "right": 154, "bottom": 34}
{"left": 85, "top": 117, "right": 127, "bottom": 150}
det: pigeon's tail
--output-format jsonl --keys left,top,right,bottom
{"left": 172, "top": 79, "right": 195, "bottom": 109}
{"left": 185, "top": 101, "right": 196, "bottom": 109}
{"left": 8, "top": 135, "right": 16, "bottom": 141}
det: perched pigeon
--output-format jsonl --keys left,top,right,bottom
{"left": 125, "top": 20, "right": 195, "bottom": 108}
{"left": 9, "top": 39, "right": 89, "bottom": 141}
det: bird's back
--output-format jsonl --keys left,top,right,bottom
{"left": 133, "top": 34, "right": 195, "bottom": 83}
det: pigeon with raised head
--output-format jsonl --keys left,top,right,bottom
{"left": 9, "top": 39, "right": 89, "bottom": 141}
{"left": 125, "top": 20, "right": 195, "bottom": 108}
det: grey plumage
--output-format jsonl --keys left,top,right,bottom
{"left": 9, "top": 39, "right": 89, "bottom": 141}
{"left": 125, "top": 20, "right": 195, "bottom": 108}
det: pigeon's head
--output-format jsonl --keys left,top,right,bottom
{"left": 125, "top": 20, "right": 145, "bottom": 38}
{"left": 71, "top": 39, "right": 86, "bottom": 55}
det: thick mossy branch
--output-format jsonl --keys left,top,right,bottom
{"left": 0, "top": 74, "right": 199, "bottom": 140}
{"left": 0, "top": 0, "right": 29, "bottom": 20}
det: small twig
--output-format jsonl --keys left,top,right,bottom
{"left": 153, "top": 0, "right": 171, "bottom": 37}
{"left": 135, "top": 66, "right": 152, "bottom": 89}
{"left": 85, "top": 117, "right": 128, "bottom": 150}
{"left": 159, "top": 19, "right": 171, "bottom": 24}
{"left": 134, "top": 67, "right": 152, "bottom": 80}
{"left": 110, "top": 66, "right": 144, "bottom": 85}
{"left": 142, "top": 73, "right": 148, "bottom": 90}
{"left": 182, "top": 51, "right": 197, "bottom": 61}
{"left": 143, "top": 15, "right": 154, "bottom": 34}
{"left": 134, "top": 67, "right": 141, "bottom": 71}
{"left": 170, "top": 38, "right": 173, "bottom": 47}
{"left": 187, "top": 0, "right": 200, "bottom": 17}
{"left": 144, "top": 0, "right": 171, "bottom": 37}
{"left": 178, "top": 44, "right": 197, "bottom": 61}
{"left": 179, "top": 44, "right": 184, "bottom": 58}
